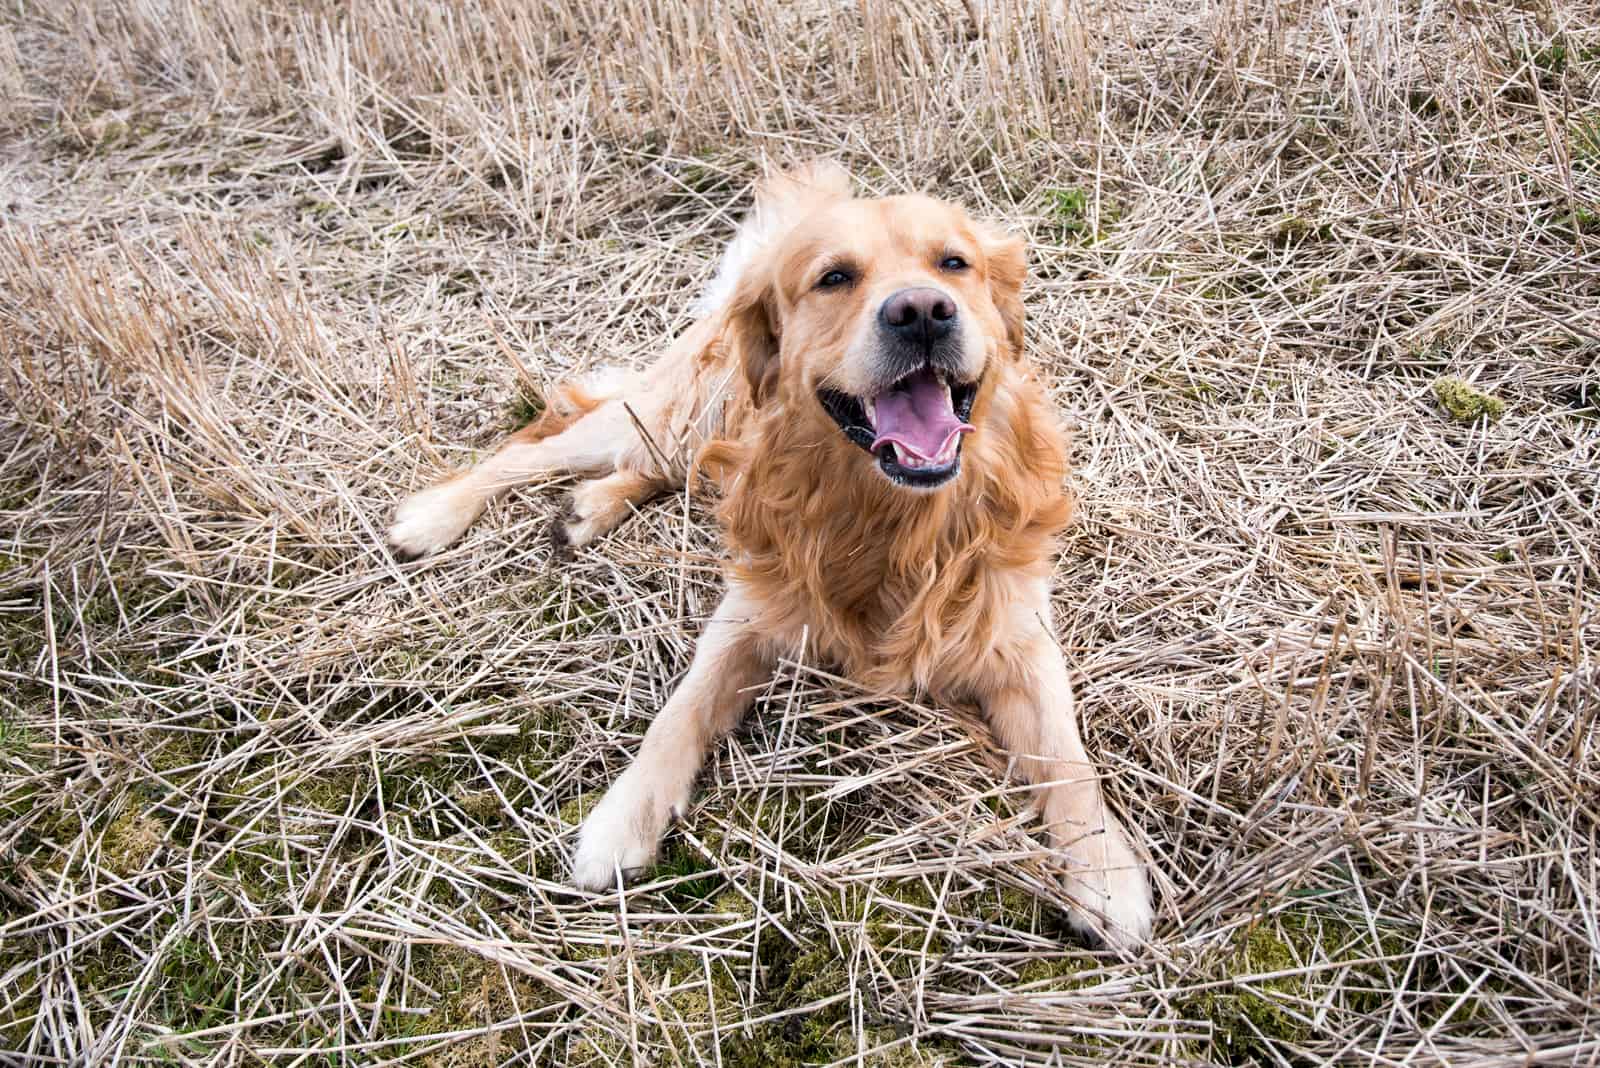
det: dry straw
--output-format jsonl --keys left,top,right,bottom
{"left": 1, "top": 0, "right": 1596, "bottom": 1064}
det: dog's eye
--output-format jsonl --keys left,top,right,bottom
{"left": 818, "top": 268, "right": 852, "bottom": 289}
{"left": 939, "top": 255, "right": 969, "bottom": 271}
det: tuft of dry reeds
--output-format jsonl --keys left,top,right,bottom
{"left": 1, "top": 0, "right": 1597, "bottom": 1063}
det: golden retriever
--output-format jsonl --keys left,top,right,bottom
{"left": 386, "top": 162, "right": 1153, "bottom": 948}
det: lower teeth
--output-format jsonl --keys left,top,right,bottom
{"left": 887, "top": 445, "right": 953, "bottom": 470}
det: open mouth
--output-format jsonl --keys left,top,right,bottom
{"left": 817, "top": 366, "right": 978, "bottom": 489}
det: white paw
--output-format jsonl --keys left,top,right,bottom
{"left": 560, "top": 480, "right": 618, "bottom": 550}
{"left": 1053, "top": 808, "right": 1155, "bottom": 952}
{"left": 1068, "top": 855, "right": 1154, "bottom": 952}
{"left": 569, "top": 773, "right": 679, "bottom": 891}
{"left": 386, "top": 481, "right": 479, "bottom": 559}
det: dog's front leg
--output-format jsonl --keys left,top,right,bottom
{"left": 980, "top": 617, "right": 1154, "bottom": 950}
{"left": 570, "top": 582, "right": 772, "bottom": 891}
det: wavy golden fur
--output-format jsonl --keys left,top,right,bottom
{"left": 705, "top": 363, "right": 1074, "bottom": 694}
{"left": 387, "top": 162, "right": 1153, "bottom": 948}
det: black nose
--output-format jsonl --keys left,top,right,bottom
{"left": 879, "top": 287, "right": 957, "bottom": 346}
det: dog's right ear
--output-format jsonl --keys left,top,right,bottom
{"left": 723, "top": 266, "right": 781, "bottom": 406}
{"left": 979, "top": 223, "right": 1027, "bottom": 357}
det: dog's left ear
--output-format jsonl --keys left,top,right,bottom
{"left": 724, "top": 265, "right": 782, "bottom": 405}
{"left": 980, "top": 225, "right": 1027, "bottom": 356}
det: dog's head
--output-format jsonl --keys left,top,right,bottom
{"left": 727, "top": 192, "right": 1025, "bottom": 491}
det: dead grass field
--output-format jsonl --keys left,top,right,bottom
{"left": 2, "top": 0, "right": 1598, "bottom": 1064}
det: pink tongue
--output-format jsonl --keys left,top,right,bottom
{"left": 869, "top": 370, "right": 973, "bottom": 460}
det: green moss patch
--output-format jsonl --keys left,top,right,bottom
{"left": 1432, "top": 377, "right": 1506, "bottom": 424}
{"left": 101, "top": 808, "right": 166, "bottom": 877}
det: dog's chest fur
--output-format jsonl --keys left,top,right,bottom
{"left": 713, "top": 369, "right": 1073, "bottom": 694}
